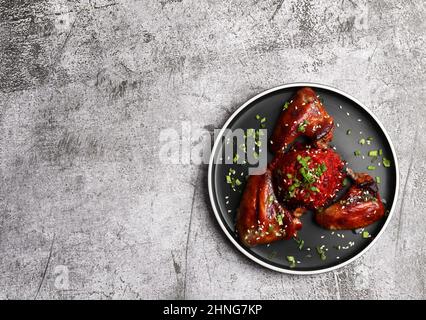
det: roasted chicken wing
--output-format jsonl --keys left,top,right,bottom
{"left": 315, "top": 170, "right": 385, "bottom": 230}
{"left": 270, "top": 87, "right": 334, "bottom": 153}
{"left": 236, "top": 169, "right": 301, "bottom": 247}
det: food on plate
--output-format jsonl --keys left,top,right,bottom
{"left": 236, "top": 87, "right": 386, "bottom": 247}
{"left": 315, "top": 170, "right": 385, "bottom": 230}
{"left": 270, "top": 87, "right": 334, "bottom": 153}
{"left": 236, "top": 169, "right": 302, "bottom": 247}
{"left": 271, "top": 145, "right": 346, "bottom": 209}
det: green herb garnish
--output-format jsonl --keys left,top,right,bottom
{"left": 286, "top": 256, "right": 296, "bottom": 268}
{"left": 342, "top": 177, "right": 350, "bottom": 186}
{"left": 367, "top": 165, "right": 376, "bottom": 170}
{"left": 359, "top": 138, "right": 366, "bottom": 145}
{"left": 283, "top": 102, "right": 290, "bottom": 110}
{"left": 362, "top": 231, "right": 370, "bottom": 239}
{"left": 376, "top": 176, "right": 381, "bottom": 184}
{"left": 226, "top": 168, "right": 242, "bottom": 191}
{"left": 368, "top": 150, "right": 378, "bottom": 157}
{"left": 316, "top": 246, "right": 327, "bottom": 260}
{"left": 383, "top": 158, "right": 391, "bottom": 168}
{"left": 310, "top": 186, "right": 320, "bottom": 193}
{"left": 297, "top": 120, "right": 309, "bottom": 132}
{"left": 294, "top": 238, "right": 305, "bottom": 250}
{"left": 233, "top": 154, "right": 239, "bottom": 163}
{"left": 354, "top": 150, "right": 361, "bottom": 156}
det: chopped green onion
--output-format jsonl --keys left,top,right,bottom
{"left": 368, "top": 150, "right": 378, "bottom": 157}
{"left": 379, "top": 149, "right": 383, "bottom": 156}
{"left": 367, "top": 165, "right": 376, "bottom": 170}
{"left": 255, "top": 114, "right": 260, "bottom": 120}
{"left": 376, "top": 176, "right": 381, "bottom": 184}
{"left": 383, "top": 158, "right": 391, "bottom": 168}
{"left": 294, "top": 238, "right": 305, "bottom": 250}
{"left": 268, "top": 195, "right": 274, "bottom": 204}
{"left": 286, "top": 256, "right": 296, "bottom": 268}
{"left": 233, "top": 154, "right": 239, "bottom": 163}
{"left": 343, "top": 177, "right": 350, "bottom": 186}
{"left": 362, "top": 231, "right": 370, "bottom": 239}
{"left": 283, "top": 102, "right": 290, "bottom": 110}
{"left": 354, "top": 150, "right": 361, "bottom": 156}
{"left": 226, "top": 175, "right": 232, "bottom": 184}
{"left": 235, "top": 179, "right": 242, "bottom": 186}
{"left": 359, "top": 138, "right": 366, "bottom": 145}
{"left": 253, "top": 151, "right": 259, "bottom": 159}
{"left": 310, "top": 186, "right": 320, "bottom": 193}
{"left": 286, "top": 173, "right": 293, "bottom": 179}
{"left": 316, "top": 246, "right": 327, "bottom": 260}
{"left": 297, "top": 120, "right": 309, "bottom": 132}
{"left": 276, "top": 214, "right": 283, "bottom": 226}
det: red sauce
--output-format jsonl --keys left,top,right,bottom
{"left": 271, "top": 145, "right": 346, "bottom": 209}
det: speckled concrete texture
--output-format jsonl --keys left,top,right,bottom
{"left": 0, "top": 0, "right": 425, "bottom": 299}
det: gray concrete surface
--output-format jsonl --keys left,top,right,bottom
{"left": 1, "top": 0, "right": 425, "bottom": 300}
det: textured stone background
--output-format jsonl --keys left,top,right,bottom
{"left": 1, "top": 0, "right": 425, "bottom": 299}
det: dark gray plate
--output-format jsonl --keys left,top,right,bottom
{"left": 208, "top": 83, "right": 399, "bottom": 274}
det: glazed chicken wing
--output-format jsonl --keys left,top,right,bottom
{"left": 270, "top": 87, "right": 334, "bottom": 153}
{"left": 315, "top": 170, "right": 385, "bottom": 230}
{"left": 236, "top": 169, "right": 302, "bottom": 247}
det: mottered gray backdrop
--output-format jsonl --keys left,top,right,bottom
{"left": 0, "top": 0, "right": 425, "bottom": 299}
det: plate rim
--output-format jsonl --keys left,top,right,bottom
{"left": 207, "top": 82, "right": 400, "bottom": 275}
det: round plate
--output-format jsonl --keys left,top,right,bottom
{"left": 208, "top": 82, "right": 399, "bottom": 275}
